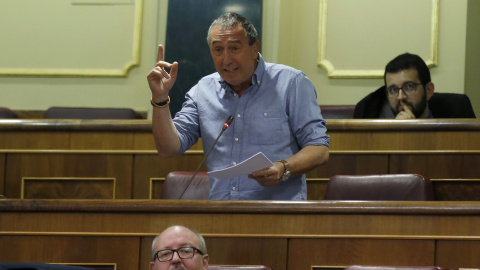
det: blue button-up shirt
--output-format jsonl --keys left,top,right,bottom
{"left": 173, "top": 54, "right": 330, "bottom": 200}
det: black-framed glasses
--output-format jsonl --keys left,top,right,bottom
{"left": 154, "top": 246, "right": 204, "bottom": 262}
{"left": 386, "top": 82, "right": 423, "bottom": 97}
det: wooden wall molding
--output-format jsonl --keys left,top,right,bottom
{"left": 21, "top": 177, "right": 116, "bottom": 199}
{"left": 1, "top": 119, "right": 480, "bottom": 200}
{"left": 2, "top": 231, "right": 480, "bottom": 241}
{"left": 0, "top": 0, "right": 143, "bottom": 77}
{"left": 312, "top": 266, "right": 345, "bottom": 270}
{"left": 318, "top": 0, "right": 439, "bottom": 78}
{"left": 149, "top": 177, "right": 165, "bottom": 199}
{"left": 1, "top": 200, "right": 480, "bottom": 270}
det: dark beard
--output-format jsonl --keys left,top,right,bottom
{"left": 411, "top": 91, "right": 428, "bottom": 118}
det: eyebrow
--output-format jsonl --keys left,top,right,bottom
{"left": 211, "top": 40, "right": 242, "bottom": 46}
{"left": 160, "top": 243, "right": 194, "bottom": 250}
{"left": 388, "top": 81, "right": 417, "bottom": 87}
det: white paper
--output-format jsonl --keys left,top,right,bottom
{"left": 207, "top": 152, "right": 274, "bottom": 180}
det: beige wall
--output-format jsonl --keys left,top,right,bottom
{"left": 465, "top": 0, "right": 480, "bottom": 116}
{"left": 0, "top": 0, "right": 160, "bottom": 113}
{"left": 271, "top": 0, "right": 471, "bottom": 106}
{"left": 0, "top": 0, "right": 477, "bottom": 116}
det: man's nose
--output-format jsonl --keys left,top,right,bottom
{"left": 222, "top": 51, "right": 232, "bottom": 65}
{"left": 171, "top": 251, "right": 182, "bottom": 263}
{"left": 397, "top": 89, "right": 407, "bottom": 99}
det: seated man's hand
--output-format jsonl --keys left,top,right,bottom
{"left": 395, "top": 101, "right": 415, "bottom": 119}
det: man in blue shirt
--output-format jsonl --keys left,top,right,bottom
{"left": 147, "top": 12, "right": 330, "bottom": 200}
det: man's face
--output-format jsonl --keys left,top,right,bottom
{"left": 209, "top": 24, "right": 259, "bottom": 94}
{"left": 385, "top": 68, "right": 433, "bottom": 119}
{"left": 149, "top": 226, "right": 208, "bottom": 270}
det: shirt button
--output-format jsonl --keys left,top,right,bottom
{"left": 235, "top": 138, "right": 239, "bottom": 141}
{"left": 234, "top": 93, "right": 237, "bottom": 97}
{"left": 233, "top": 162, "right": 237, "bottom": 165}
{"left": 232, "top": 186, "right": 236, "bottom": 190}
{"left": 257, "top": 80, "right": 261, "bottom": 84}
{"left": 237, "top": 114, "right": 241, "bottom": 118}
{"left": 264, "top": 112, "right": 268, "bottom": 117}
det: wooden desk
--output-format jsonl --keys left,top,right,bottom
{"left": 0, "top": 119, "right": 480, "bottom": 200}
{"left": 1, "top": 199, "right": 480, "bottom": 270}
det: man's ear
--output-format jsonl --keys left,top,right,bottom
{"left": 149, "top": 261, "right": 155, "bottom": 270}
{"left": 426, "top": 82, "right": 435, "bottom": 100}
{"left": 202, "top": 254, "right": 209, "bottom": 270}
{"left": 251, "top": 40, "right": 260, "bottom": 57}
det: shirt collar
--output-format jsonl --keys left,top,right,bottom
{"left": 252, "top": 53, "right": 265, "bottom": 86}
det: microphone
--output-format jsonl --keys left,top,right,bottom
{"left": 178, "top": 115, "right": 234, "bottom": 199}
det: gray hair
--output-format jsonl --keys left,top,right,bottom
{"left": 207, "top": 12, "right": 258, "bottom": 46}
{"left": 151, "top": 225, "right": 207, "bottom": 261}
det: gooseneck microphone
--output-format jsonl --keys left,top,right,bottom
{"left": 178, "top": 115, "right": 234, "bottom": 199}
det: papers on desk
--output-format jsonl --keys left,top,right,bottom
{"left": 207, "top": 152, "right": 274, "bottom": 180}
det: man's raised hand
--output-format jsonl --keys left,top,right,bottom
{"left": 147, "top": 44, "right": 178, "bottom": 101}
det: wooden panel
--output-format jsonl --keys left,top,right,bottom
{"left": 389, "top": 154, "right": 480, "bottom": 200}
{"left": 0, "top": 153, "right": 5, "bottom": 195}
{"left": 69, "top": 132, "right": 134, "bottom": 150}
{"left": 140, "top": 236, "right": 287, "bottom": 270}
{"left": 307, "top": 154, "right": 389, "bottom": 178}
{"left": 288, "top": 239, "right": 435, "bottom": 269}
{"left": 2, "top": 119, "right": 480, "bottom": 151}
{"left": 307, "top": 179, "right": 328, "bottom": 200}
{"left": 0, "top": 131, "right": 70, "bottom": 149}
{"left": 389, "top": 154, "right": 480, "bottom": 178}
{"left": 1, "top": 200, "right": 480, "bottom": 270}
{"left": 312, "top": 267, "right": 344, "bottom": 270}
{"left": 436, "top": 240, "right": 480, "bottom": 270}
{"left": 3, "top": 200, "right": 480, "bottom": 237}
{"left": 433, "top": 179, "right": 480, "bottom": 201}
{"left": 0, "top": 235, "right": 138, "bottom": 270}
{"left": 133, "top": 133, "right": 156, "bottom": 150}
{"left": 132, "top": 154, "right": 206, "bottom": 199}
{"left": 5, "top": 154, "right": 133, "bottom": 199}
{"left": 22, "top": 177, "right": 115, "bottom": 199}
{"left": 137, "top": 153, "right": 387, "bottom": 200}
{"left": 150, "top": 178, "right": 165, "bottom": 199}
{"left": 64, "top": 264, "right": 116, "bottom": 270}
{"left": 306, "top": 154, "right": 389, "bottom": 200}
{"left": 326, "top": 120, "right": 480, "bottom": 151}
{"left": 140, "top": 237, "right": 155, "bottom": 270}
{"left": 3, "top": 119, "right": 480, "bottom": 201}
{"left": 205, "top": 238, "right": 287, "bottom": 270}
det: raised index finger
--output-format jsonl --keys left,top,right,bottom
{"left": 157, "top": 44, "right": 164, "bottom": 62}
{"left": 400, "top": 101, "right": 414, "bottom": 115}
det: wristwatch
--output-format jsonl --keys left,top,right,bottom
{"left": 278, "top": 160, "right": 291, "bottom": 181}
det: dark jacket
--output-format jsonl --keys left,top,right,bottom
{"left": 353, "top": 86, "right": 476, "bottom": 119}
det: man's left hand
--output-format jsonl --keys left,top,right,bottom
{"left": 248, "top": 162, "right": 284, "bottom": 188}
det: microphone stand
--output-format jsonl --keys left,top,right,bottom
{"left": 178, "top": 116, "right": 233, "bottom": 199}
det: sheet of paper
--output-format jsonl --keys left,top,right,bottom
{"left": 208, "top": 152, "right": 274, "bottom": 180}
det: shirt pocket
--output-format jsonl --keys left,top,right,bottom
{"left": 246, "top": 110, "right": 290, "bottom": 145}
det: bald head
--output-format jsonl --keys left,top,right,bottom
{"left": 149, "top": 225, "right": 209, "bottom": 270}
{"left": 151, "top": 225, "right": 207, "bottom": 259}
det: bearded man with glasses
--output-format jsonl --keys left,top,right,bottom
{"left": 150, "top": 225, "right": 208, "bottom": 270}
{"left": 353, "top": 53, "right": 476, "bottom": 119}
{"left": 384, "top": 53, "right": 435, "bottom": 119}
